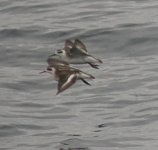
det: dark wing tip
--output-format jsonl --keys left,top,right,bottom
{"left": 81, "top": 79, "right": 91, "bottom": 86}
{"left": 88, "top": 63, "right": 100, "bottom": 69}
{"left": 75, "top": 38, "right": 81, "bottom": 42}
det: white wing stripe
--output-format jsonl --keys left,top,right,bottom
{"left": 61, "top": 74, "right": 76, "bottom": 89}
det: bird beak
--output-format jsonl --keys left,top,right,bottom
{"left": 49, "top": 53, "right": 57, "bottom": 57}
{"left": 39, "top": 70, "right": 47, "bottom": 74}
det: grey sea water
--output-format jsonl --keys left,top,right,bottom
{"left": 1, "top": 0, "right": 158, "bottom": 149}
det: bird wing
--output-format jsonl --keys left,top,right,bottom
{"left": 74, "top": 39, "right": 88, "bottom": 54}
{"left": 56, "top": 71, "right": 77, "bottom": 94}
{"left": 65, "top": 40, "right": 74, "bottom": 49}
{"left": 64, "top": 39, "right": 88, "bottom": 57}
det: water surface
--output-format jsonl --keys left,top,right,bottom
{"left": 1, "top": 0, "right": 158, "bottom": 149}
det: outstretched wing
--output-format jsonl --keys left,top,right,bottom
{"left": 62, "top": 40, "right": 74, "bottom": 57}
{"left": 74, "top": 39, "right": 88, "bottom": 54}
{"left": 81, "top": 78, "right": 91, "bottom": 85}
{"left": 64, "top": 39, "right": 88, "bottom": 57}
{"left": 56, "top": 72, "right": 77, "bottom": 94}
{"left": 65, "top": 40, "right": 74, "bottom": 49}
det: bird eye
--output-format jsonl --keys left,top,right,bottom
{"left": 57, "top": 50, "right": 63, "bottom": 54}
{"left": 47, "top": 67, "right": 52, "bottom": 71}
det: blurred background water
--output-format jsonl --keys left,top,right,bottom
{"left": 1, "top": 0, "right": 158, "bottom": 149}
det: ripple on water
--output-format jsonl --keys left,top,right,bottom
{"left": 0, "top": 124, "right": 26, "bottom": 137}
{"left": 1, "top": 0, "right": 158, "bottom": 150}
